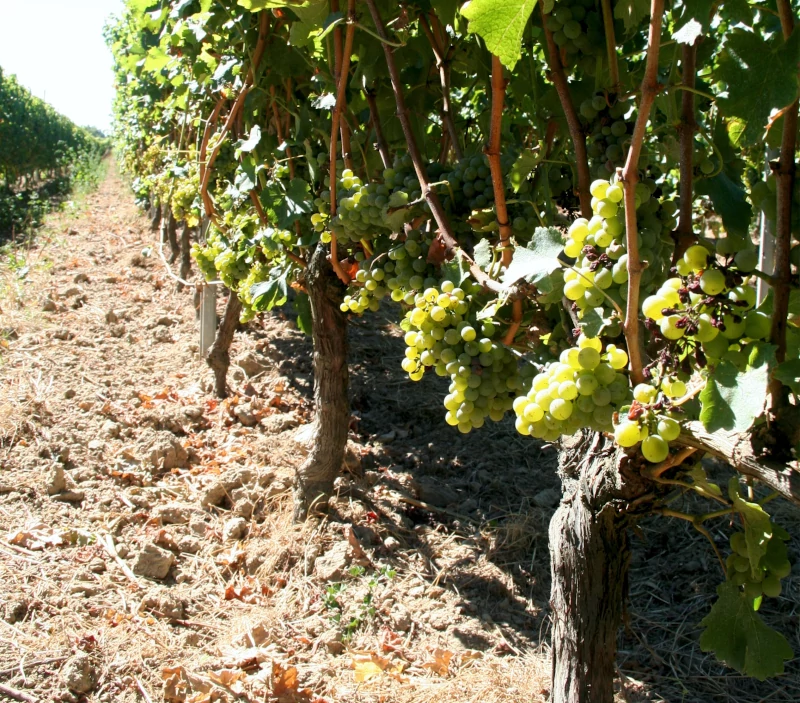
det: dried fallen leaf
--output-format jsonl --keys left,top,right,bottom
{"left": 272, "top": 661, "right": 299, "bottom": 695}
{"left": 422, "top": 648, "right": 453, "bottom": 677}
{"left": 350, "top": 652, "right": 405, "bottom": 683}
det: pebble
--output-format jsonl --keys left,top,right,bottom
{"left": 61, "top": 653, "right": 96, "bottom": 693}
{"left": 132, "top": 543, "right": 175, "bottom": 579}
{"left": 223, "top": 516, "right": 248, "bottom": 541}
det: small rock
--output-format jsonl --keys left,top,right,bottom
{"left": 88, "top": 557, "right": 106, "bottom": 573}
{"left": 223, "top": 516, "right": 248, "bottom": 541}
{"left": 47, "top": 464, "right": 67, "bottom": 495}
{"left": 70, "top": 581, "right": 101, "bottom": 597}
{"left": 154, "top": 315, "right": 177, "bottom": 327}
{"left": 64, "top": 389, "right": 76, "bottom": 399}
{"left": 236, "top": 352, "right": 267, "bottom": 378}
{"left": 54, "top": 329, "right": 74, "bottom": 341}
{"left": 343, "top": 440, "right": 362, "bottom": 475}
{"left": 87, "top": 439, "right": 105, "bottom": 451}
{"left": 52, "top": 490, "right": 85, "bottom": 503}
{"left": 153, "top": 327, "right": 174, "bottom": 343}
{"left": 532, "top": 488, "right": 560, "bottom": 509}
{"left": 78, "top": 400, "right": 94, "bottom": 411}
{"left": 459, "top": 498, "right": 478, "bottom": 513}
{"left": 383, "top": 536, "right": 400, "bottom": 551}
{"left": 390, "top": 606, "right": 412, "bottom": 632}
{"left": 101, "top": 420, "right": 120, "bottom": 438}
{"left": 74, "top": 273, "right": 89, "bottom": 284}
{"left": 3, "top": 599, "right": 27, "bottom": 624}
{"left": 183, "top": 405, "right": 204, "bottom": 420}
{"left": 42, "top": 298, "right": 58, "bottom": 312}
{"left": 139, "top": 588, "right": 185, "bottom": 619}
{"left": 233, "top": 404, "right": 258, "bottom": 427}
{"left": 105, "top": 310, "right": 119, "bottom": 324}
{"left": 233, "top": 499, "right": 255, "bottom": 519}
{"left": 153, "top": 502, "right": 201, "bottom": 525}
{"left": 62, "top": 653, "right": 96, "bottom": 693}
{"left": 115, "top": 543, "right": 130, "bottom": 559}
{"left": 413, "top": 477, "right": 459, "bottom": 508}
{"left": 142, "top": 431, "right": 189, "bottom": 470}
{"left": 320, "top": 628, "right": 344, "bottom": 654}
{"left": 177, "top": 535, "right": 201, "bottom": 554}
{"left": 108, "top": 323, "right": 126, "bottom": 338}
{"left": 132, "top": 543, "right": 175, "bottom": 579}
{"left": 314, "top": 541, "right": 350, "bottom": 581}
{"left": 61, "top": 286, "right": 83, "bottom": 298}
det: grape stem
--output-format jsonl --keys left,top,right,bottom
{"left": 540, "top": 5, "right": 592, "bottom": 218}
{"left": 484, "top": 55, "right": 523, "bottom": 345}
{"left": 600, "top": 0, "right": 620, "bottom": 91}
{"left": 654, "top": 508, "right": 727, "bottom": 575}
{"left": 674, "top": 40, "right": 697, "bottom": 261}
{"left": 620, "top": 0, "right": 665, "bottom": 387}
{"left": 328, "top": 0, "right": 357, "bottom": 285}
{"left": 419, "top": 12, "right": 463, "bottom": 161}
{"left": 768, "top": 0, "right": 799, "bottom": 410}
{"left": 364, "top": 87, "right": 391, "bottom": 169}
{"left": 362, "top": 0, "right": 516, "bottom": 299}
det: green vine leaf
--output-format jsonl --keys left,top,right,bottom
{"left": 700, "top": 581, "right": 793, "bottom": 680}
{"left": 699, "top": 345, "right": 774, "bottom": 433}
{"left": 614, "top": 0, "right": 650, "bottom": 34}
{"left": 716, "top": 28, "right": 800, "bottom": 145}
{"left": 462, "top": 0, "right": 539, "bottom": 70}
{"left": 237, "top": 0, "right": 311, "bottom": 11}
{"left": 502, "top": 226, "right": 563, "bottom": 287}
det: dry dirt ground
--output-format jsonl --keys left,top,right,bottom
{"left": 0, "top": 164, "right": 798, "bottom": 703}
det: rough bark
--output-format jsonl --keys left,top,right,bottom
{"left": 205, "top": 291, "right": 242, "bottom": 398}
{"left": 164, "top": 206, "right": 180, "bottom": 263}
{"left": 293, "top": 244, "right": 349, "bottom": 521}
{"left": 149, "top": 201, "right": 161, "bottom": 231}
{"left": 549, "top": 431, "right": 655, "bottom": 703}
{"left": 178, "top": 224, "right": 193, "bottom": 290}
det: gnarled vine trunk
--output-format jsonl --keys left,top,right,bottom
{"left": 206, "top": 290, "right": 241, "bottom": 398}
{"left": 179, "top": 223, "right": 192, "bottom": 287}
{"left": 549, "top": 431, "right": 656, "bottom": 703}
{"left": 149, "top": 200, "right": 161, "bottom": 231}
{"left": 293, "top": 244, "right": 349, "bottom": 521}
{"left": 163, "top": 205, "right": 180, "bottom": 263}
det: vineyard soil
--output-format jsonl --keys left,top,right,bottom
{"left": 1, "top": 164, "right": 798, "bottom": 702}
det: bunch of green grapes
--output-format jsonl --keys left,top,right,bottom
{"left": 582, "top": 97, "right": 634, "bottom": 178}
{"left": 642, "top": 244, "right": 768, "bottom": 369}
{"left": 512, "top": 335, "right": 631, "bottom": 441}
{"left": 727, "top": 526, "right": 792, "bottom": 603}
{"left": 612, "top": 380, "right": 686, "bottom": 462}
{"left": 440, "top": 153, "right": 516, "bottom": 214}
{"left": 192, "top": 240, "right": 222, "bottom": 281}
{"left": 400, "top": 282, "right": 523, "bottom": 433}
{"left": 545, "top": 0, "right": 604, "bottom": 67}
{"left": 317, "top": 157, "right": 421, "bottom": 244}
{"left": 562, "top": 176, "right": 676, "bottom": 327}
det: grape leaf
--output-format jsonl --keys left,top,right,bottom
{"left": 237, "top": 125, "right": 261, "bottom": 155}
{"left": 263, "top": 178, "right": 314, "bottom": 230}
{"left": 294, "top": 292, "right": 312, "bottom": 334}
{"left": 578, "top": 307, "right": 610, "bottom": 338}
{"left": 773, "top": 359, "right": 800, "bottom": 394}
{"left": 473, "top": 239, "right": 492, "bottom": 269}
{"left": 430, "top": 0, "right": 460, "bottom": 27}
{"left": 700, "top": 581, "right": 793, "bottom": 680}
{"left": 729, "top": 478, "right": 773, "bottom": 577}
{"left": 716, "top": 29, "right": 800, "bottom": 145}
{"left": 509, "top": 149, "right": 540, "bottom": 193}
{"left": 502, "top": 226, "right": 563, "bottom": 287}
{"left": 442, "top": 256, "right": 470, "bottom": 286}
{"left": 461, "top": 0, "right": 539, "bottom": 70}
{"left": 673, "top": 19, "right": 703, "bottom": 46}
{"left": 237, "top": 0, "right": 310, "bottom": 11}
{"left": 614, "top": 0, "right": 650, "bottom": 34}
{"left": 695, "top": 171, "right": 752, "bottom": 238}
{"left": 699, "top": 349, "right": 772, "bottom": 433}
{"left": 251, "top": 271, "right": 289, "bottom": 312}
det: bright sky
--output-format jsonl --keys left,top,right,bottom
{"left": 0, "top": 0, "right": 125, "bottom": 134}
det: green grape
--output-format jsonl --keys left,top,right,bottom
{"left": 699, "top": 268, "right": 726, "bottom": 295}
{"left": 615, "top": 421, "right": 641, "bottom": 448}
{"left": 762, "top": 574, "right": 782, "bottom": 598}
{"left": 641, "top": 435, "right": 669, "bottom": 463}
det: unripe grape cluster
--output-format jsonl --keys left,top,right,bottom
{"left": 512, "top": 336, "right": 631, "bottom": 442}
{"left": 562, "top": 176, "right": 676, "bottom": 327}
{"left": 545, "top": 0, "right": 605, "bottom": 70}
{"left": 316, "top": 157, "right": 420, "bottom": 243}
{"left": 642, "top": 244, "right": 767, "bottom": 369}
{"left": 581, "top": 96, "right": 634, "bottom": 178}
{"left": 400, "top": 283, "right": 523, "bottom": 433}
{"left": 727, "top": 526, "right": 792, "bottom": 604}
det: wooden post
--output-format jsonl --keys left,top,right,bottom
{"left": 199, "top": 284, "right": 217, "bottom": 358}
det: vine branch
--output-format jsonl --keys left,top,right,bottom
{"left": 541, "top": 5, "right": 591, "bottom": 217}
{"left": 419, "top": 12, "right": 463, "bottom": 161}
{"left": 364, "top": 87, "right": 391, "bottom": 169}
{"left": 363, "top": 0, "right": 510, "bottom": 298}
{"left": 675, "top": 40, "right": 697, "bottom": 261}
{"left": 620, "top": 0, "right": 664, "bottom": 386}
{"left": 600, "top": 0, "right": 620, "bottom": 91}
{"left": 769, "top": 0, "right": 798, "bottom": 408}
{"left": 328, "top": 0, "right": 357, "bottom": 284}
